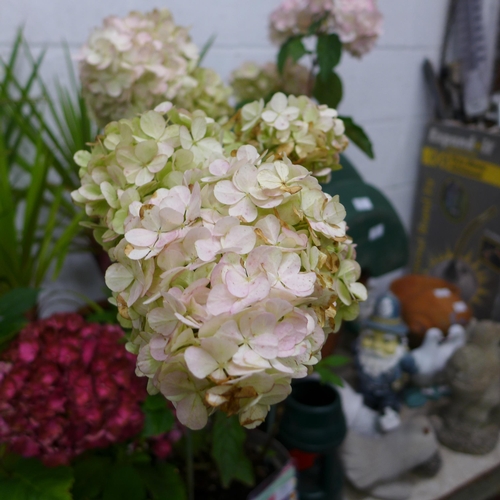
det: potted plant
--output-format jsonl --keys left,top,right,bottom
{"left": 0, "top": 2, "right": 386, "bottom": 497}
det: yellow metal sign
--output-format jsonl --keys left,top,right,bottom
{"left": 421, "top": 146, "right": 500, "bottom": 188}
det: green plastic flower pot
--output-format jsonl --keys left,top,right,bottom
{"left": 278, "top": 379, "right": 347, "bottom": 500}
{"left": 323, "top": 155, "right": 409, "bottom": 277}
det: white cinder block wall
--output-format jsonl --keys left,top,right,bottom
{"left": 1, "top": 0, "right": 451, "bottom": 310}
{"left": 2, "top": 0, "right": 451, "bottom": 228}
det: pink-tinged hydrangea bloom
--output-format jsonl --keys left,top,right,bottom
{"left": 332, "top": 0, "right": 383, "bottom": 57}
{"left": 269, "top": 0, "right": 382, "bottom": 57}
{"left": 0, "top": 314, "right": 146, "bottom": 466}
{"left": 79, "top": 9, "right": 232, "bottom": 126}
{"left": 72, "top": 100, "right": 366, "bottom": 430}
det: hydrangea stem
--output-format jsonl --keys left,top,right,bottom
{"left": 185, "top": 428, "right": 194, "bottom": 500}
{"left": 306, "top": 58, "right": 318, "bottom": 98}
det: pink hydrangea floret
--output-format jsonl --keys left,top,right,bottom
{"left": 269, "top": 0, "right": 383, "bottom": 57}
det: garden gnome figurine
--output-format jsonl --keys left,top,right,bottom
{"left": 436, "top": 319, "right": 500, "bottom": 454}
{"left": 355, "top": 292, "right": 416, "bottom": 431}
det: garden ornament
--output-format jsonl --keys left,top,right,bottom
{"left": 436, "top": 319, "right": 500, "bottom": 454}
{"left": 355, "top": 292, "right": 416, "bottom": 430}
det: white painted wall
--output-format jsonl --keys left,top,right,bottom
{"left": 1, "top": 0, "right": 451, "bottom": 310}
{"left": 1, "top": 0, "right": 451, "bottom": 229}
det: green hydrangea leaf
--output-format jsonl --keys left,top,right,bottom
{"left": 277, "top": 37, "right": 307, "bottom": 74}
{"left": 313, "top": 71, "right": 343, "bottom": 109}
{"left": 339, "top": 116, "right": 374, "bottom": 159}
{"left": 317, "top": 354, "right": 351, "bottom": 368}
{"left": 308, "top": 16, "right": 327, "bottom": 35}
{"left": 72, "top": 456, "right": 113, "bottom": 500}
{"left": 0, "top": 479, "right": 25, "bottom": 499}
{"left": 0, "top": 456, "right": 73, "bottom": 500}
{"left": 135, "top": 462, "right": 186, "bottom": 500}
{"left": 102, "top": 464, "right": 147, "bottom": 500}
{"left": 141, "top": 394, "right": 175, "bottom": 437}
{"left": 315, "top": 355, "right": 350, "bottom": 387}
{"left": 315, "top": 365, "right": 344, "bottom": 387}
{"left": 316, "top": 34, "right": 342, "bottom": 81}
{"left": 211, "top": 413, "right": 255, "bottom": 488}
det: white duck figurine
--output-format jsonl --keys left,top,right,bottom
{"left": 341, "top": 416, "right": 439, "bottom": 500}
{"left": 337, "top": 381, "right": 379, "bottom": 436}
{"left": 338, "top": 381, "right": 442, "bottom": 499}
{"left": 412, "top": 325, "right": 467, "bottom": 388}
{"left": 411, "top": 328, "right": 444, "bottom": 387}
{"left": 437, "top": 324, "right": 467, "bottom": 369}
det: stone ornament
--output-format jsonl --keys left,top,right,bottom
{"left": 436, "top": 319, "right": 500, "bottom": 455}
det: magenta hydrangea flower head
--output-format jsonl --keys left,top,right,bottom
{"left": 269, "top": 0, "right": 383, "bottom": 57}
{"left": 0, "top": 314, "right": 146, "bottom": 466}
{"left": 72, "top": 101, "right": 366, "bottom": 431}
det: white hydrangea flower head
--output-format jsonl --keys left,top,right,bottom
{"left": 72, "top": 99, "right": 366, "bottom": 430}
{"left": 232, "top": 92, "right": 348, "bottom": 181}
{"left": 175, "top": 67, "right": 234, "bottom": 123}
{"left": 79, "top": 9, "right": 232, "bottom": 126}
{"left": 269, "top": 0, "right": 383, "bottom": 57}
{"left": 230, "top": 60, "right": 310, "bottom": 103}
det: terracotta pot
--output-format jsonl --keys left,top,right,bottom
{"left": 391, "top": 274, "right": 472, "bottom": 347}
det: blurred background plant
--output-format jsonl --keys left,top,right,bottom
{"left": 0, "top": 25, "right": 280, "bottom": 500}
{"left": 230, "top": 0, "right": 383, "bottom": 160}
{"left": 0, "top": 2, "right": 393, "bottom": 498}
{"left": 0, "top": 30, "right": 92, "bottom": 339}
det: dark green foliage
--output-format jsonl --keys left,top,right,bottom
{"left": 0, "top": 455, "right": 73, "bottom": 500}
{"left": 273, "top": 28, "right": 374, "bottom": 159}
{"left": 277, "top": 36, "right": 308, "bottom": 74}
{"left": 313, "top": 71, "right": 343, "bottom": 109}
{"left": 316, "top": 33, "right": 342, "bottom": 81}
{"left": 71, "top": 450, "right": 186, "bottom": 500}
{"left": 0, "top": 288, "right": 38, "bottom": 346}
{"left": 340, "top": 116, "right": 375, "bottom": 159}
{"left": 142, "top": 395, "right": 175, "bottom": 438}
{"left": 72, "top": 456, "right": 113, "bottom": 500}
{"left": 102, "top": 464, "right": 147, "bottom": 500}
{"left": 0, "top": 31, "right": 88, "bottom": 300}
{"left": 315, "top": 355, "right": 351, "bottom": 387}
{"left": 211, "top": 413, "right": 255, "bottom": 488}
{"left": 198, "top": 34, "right": 216, "bottom": 67}
{"left": 135, "top": 463, "right": 187, "bottom": 500}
